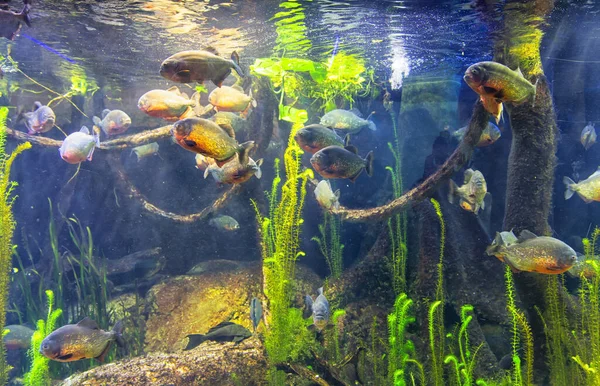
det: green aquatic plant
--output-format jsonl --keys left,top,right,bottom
{"left": 312, "top": 212, "right": 344, "bottom": 279}
{"left": 329, "top": 309, "right": 346, "bottom": 363}
{"left": 23, "top": 289, "right": 62, "bottom": 386}
{"left": 565, "top": 227, "right": 600, "bottom": 385}
{"left": 428, "top": 198, "right": 446, "bottom": 386}
{"left": 503, "top": 265, "right": 535, "bottom": 386}
{"left": 0, "top": 106, "right": 31, "bottom": 384}
{"left": 444, "top": 305, "right": 486, "bottom": 386}
{"left": 252, "top": 124, "right": 314, "bottom": 366}
{"left": 387, "top": 293, "right": 424, "bottom": 386}
{"left": 386, "top": 141, "right": 408, "bottom": 295}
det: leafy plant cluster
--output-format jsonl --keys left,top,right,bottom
{"left": 23, "top": 290, "right": 62, "bottom": 386}
{"left": 250, "top": 51, "right": 374, "bottom": 118}
{"left": 312, "top": 212, "right": 344, "bottom": 279}
{"left": 0, "top": 106, "right": 31, "bottom": 384}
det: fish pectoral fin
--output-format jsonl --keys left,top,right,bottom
{"left": 233, "top": 336, "right": 245, "bottom": 343}
{"left": 183, "top": 139, "right": 197, "bottom": 147}
{"left": 57, "top": 353, "right": 73, "bottom": 361}
{"left": 483, "top": 86, "right": 498, "bottom": 94}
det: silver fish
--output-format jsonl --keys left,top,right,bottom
{"left": 304, "top": 287, "right": 330, "bottom": 331}
{"left": 320, "top": 109, "right": 376, "bottom": 134}
{"left": 581, "top": 122, "right": 597, "bottom": 151}
{"left": 20, "top": 102, "right": 55, "bottom": 135}
{"left": 93, "top": 109, "right": 132, "bottom": 136}
{"left": 59, "top": 126, "right": 99, "bottom": 164}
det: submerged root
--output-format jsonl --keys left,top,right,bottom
{"left": 4, "top": 125, "right": 172, "bottom": 150}
{"left": 109, "top": 154, "right": 240, "bottom": 223}
{"left": 332, "top": 101, "right": 488, "bottom": 223}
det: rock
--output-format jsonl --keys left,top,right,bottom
{"left": 144, "top": 261, "right": 320, "bottom": 352}
{"left": 59, "top": 337, "right": 267, "bottom": 386}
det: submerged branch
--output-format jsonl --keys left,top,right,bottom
{"left": 109, "top": 154, "right": 240, "bottom": 223}
{"left": 331, "top": 101, "right": 488, "bottom": 223}
{"left": 4, "top": 125, "right": 172, "bottom": 150}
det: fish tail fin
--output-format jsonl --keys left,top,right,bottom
{"left": 20, "top": 4, "right": 32, "bottom": 27}
{"left": 231, "top": 51, "right": 244, "bottom": 77}
{"left": 563, "top": 176, "right": 576, "bottom": 200}
{"left": 112, "top": 320, "right": 125, "bottom": 348}
{"left": 366, "top": 111, "right": 377, "bottom": 131}
{"left": 191, "top": 91, "right": 201, "bottom": 108}
{"left": 364, "top": 151, "right": 374, "bottom": 177}
{"left": 448, "top": 180, "right": 458, "bottom": 204}
{"left": 237, "top": 141, "right": 255, "bottom": 166}
{"left": 184, "top": 334, "right": 207, "bottom": 351}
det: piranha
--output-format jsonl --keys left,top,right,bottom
{"left": 564, "top": 167, "right": 600, "bottom": 203}
{"left": 204, "top": 156, "right": 262, "bottom": 185}
{"left": 208, "top": 85, "right": 256, "bottom": 116}
{"left": 184, "top": 322, "right": 252, "bottom": 350}
{"left": 171, "top": 117, "right": 254, "bottom": 167}
{"left": 295, "top": 124, "right": 346, "bottom": 154}
{"left": 486, "top": 230, "right": 577, "bottom": 274}
{"left": 464, "top": 61, "right": 537, "bottom": 123}
{"left": 310, "top": 145, "right": 374, "bottom": 182}
{"left": 320, "top": 109, "right": 376, "bottom": 134}
{"left": 448, "top": 169, "right": 490, "bottom": 215}
{"left": 137, "top": 87, "right": 200, "bottom": 121}
{"left": 18, "top": 102, "right": 56, "bottom": 135}
{"left": 93, "top": 109, "right": 132, "bottom": 136}
{"left": 209, "top": 215, "right": 240, "bottom": 231}
{"left": 304, "top": 287, "right": 330, "bottom": 331}
{"left": 131, "top": 142, "right": 159, "bottom": 161}
{"left": 3, "top": 325, "right": 34, "bottom": 350}
{"left": 250, "top": 297, "right": 262, "bottom": 333}
{"left": 452, "top": 122, "right": 501, "bottom": 147}
{"left": 59, "top": 126, "right": 100, "bottom": 164}
{"left": 159, "top": 47, "right": 244, "bottom": 88}
{"left": 40, "top": 317, "right": 124, "bottom": 362}
{"left": 314, "top": 179, "right": 340, "bottom": 210}
{"left": 0, "top": 1, "right": 31, "bottom": 41}
{"left": 581, "top": 122, "right": 597, "bottom": 151}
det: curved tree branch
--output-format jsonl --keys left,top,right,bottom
{"left": 331, "top": 101, "right": 488, "bottom": 223}
{"left": 4, "top": 125, "right": 172, "bottom": 150}
{"left": 108, "top": 154, "right": 241, "bottom": 223}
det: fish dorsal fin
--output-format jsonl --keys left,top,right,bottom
{"left": 79, "top": 126, "right": 90, "bottom": 134}
{"left": 349, "top": 108, "right": 363, "bottom": 118}
{"left": 218, "top": 123, "right": 235, "bottom": 139}
{"left": 516, "top": 67, "right": 524, "bottom": 77}
{"left": 77, "top": 317, "right": 100, "bottom": 330}
{"left": 317, "top": 287, "right": 324, "bottom": 295}
{"left": 463, "top": 169, "right": 474, "bottom": 183}
{"left": 167, "top": 86, "right": 181, "bottom": 95}
{"left": 33, "top": 101, "right": 43, "bottom": 110}
{"left": 204, "top": 46, "right": 220, "bottom": 56}
{"left": 345, "top": 145, "right": 358, "bottom": 154}
{"left": 102, "top": 109, "right": 111, "bottom": 119}
{"left": 231, "top": 85, "right": 244, "bottom": 92}
{"left": 518, "top": 230, "right": 538, "bottom": 242}
{"left": 208, "top": 321, "right": 235, "bottom": 333}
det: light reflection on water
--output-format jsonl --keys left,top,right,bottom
{"left": 0, "top": 0, "right": 493, "bottom": 95}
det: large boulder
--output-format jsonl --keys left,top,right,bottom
{"left": 60, "top": 337, "right": 267, "bottom": 386}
